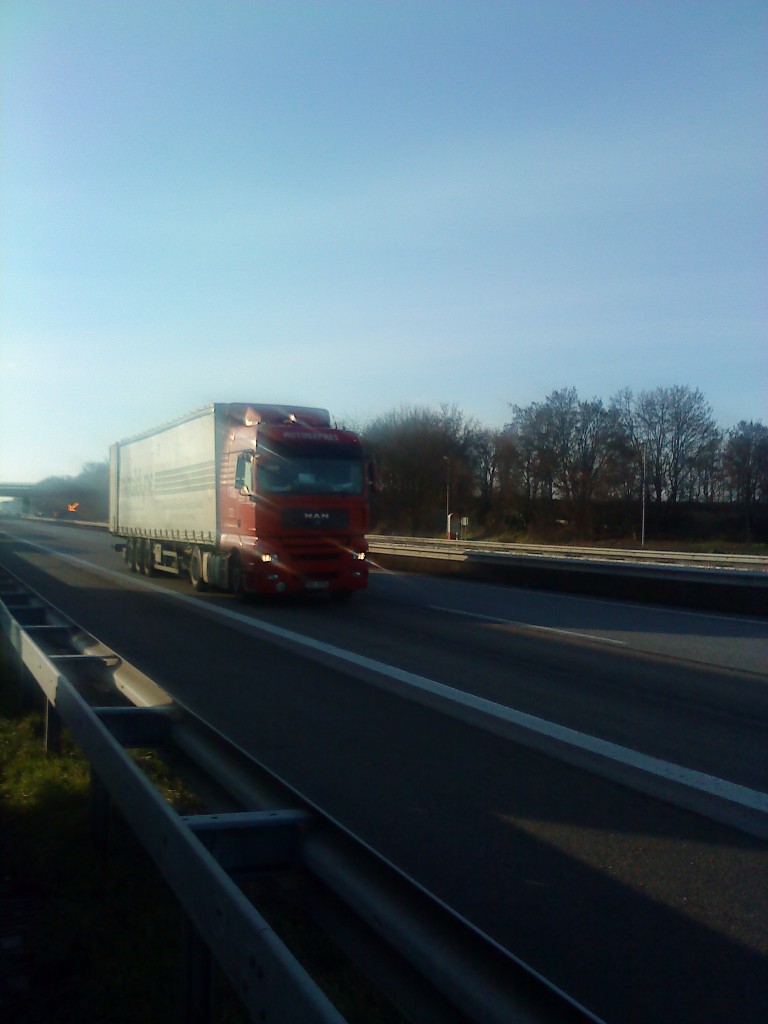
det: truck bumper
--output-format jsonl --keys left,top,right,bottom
{"left": 244, "top": 561, "right": 368, "bottom": 596}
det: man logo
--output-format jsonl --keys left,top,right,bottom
{"left": 304, "top": 512, "right": 330, "bottom": 523}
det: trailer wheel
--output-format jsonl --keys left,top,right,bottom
{"left": 124, "top": 539, "right": 134, "bottom": 567}
{"left": 126, "top": 538, "right": 140, "bottom": 572}
{"left": 189, "top": 546, "right": 208, "bottom": 591}
{"left": 140, "top": 539, "right": 155, "bottom": 576}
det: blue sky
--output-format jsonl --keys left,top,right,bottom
{"left": 1, "top": 0, "right": 765, "bottom": 482}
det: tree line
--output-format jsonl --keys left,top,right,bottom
{"left": 361, "top": 386, "right": 768, "bottom": 542}
{"left": 21, "top": 385, "right": 767, "bottom": 543}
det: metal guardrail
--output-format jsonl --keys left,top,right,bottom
{"left": 0, "top": 569, "right": 345, "bottom": 1023}
{"left": 368, "top": 535, "right": 768, "bottom": 571}
{"left": 0, "top": 566, "right": 599, "bottom": 1024}
{"left": 367, "top": 536, "right": 768, "bottom": 616}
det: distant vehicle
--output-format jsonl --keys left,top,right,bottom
{"left": 109, "top": 403, "right": 372, "bottom": 598}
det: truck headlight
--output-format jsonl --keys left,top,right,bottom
{"left": 353, "top": 551, "right": 367, "bottom": 560}
{"left": 260, "top": 553, "right": 278, "bottom": 563}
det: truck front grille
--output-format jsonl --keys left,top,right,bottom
{"left": 281, "top": 508, "right": 350, "bottom": 530}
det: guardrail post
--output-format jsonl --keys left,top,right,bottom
{"left": 44, "top": 698, "right": 62, "bottom": 753}
{"left": 179, "top": 916, "right": 213, "bottom": 1024}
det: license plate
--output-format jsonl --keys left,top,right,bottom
{"left": 305, "top": 580, "right": 330, "bottom": 590}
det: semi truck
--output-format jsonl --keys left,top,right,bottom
{"left": 109, "top": 403, "right": 371, "bottom": 598}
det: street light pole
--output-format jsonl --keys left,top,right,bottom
{"left": 443, "top": 456, "right": 451, "bottom": 539}
{"left": 641, "top": 445, "right": 647, "bottom": 548}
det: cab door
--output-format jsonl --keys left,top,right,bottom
{"left": 233, "top": 449, "right": 256, "bottom": 534}
{"left": 221, "top": 430, "right": 256, "bottom": 538}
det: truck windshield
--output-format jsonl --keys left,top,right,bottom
{"left": 257, "top": 454, "right": 364, "bottom": 496}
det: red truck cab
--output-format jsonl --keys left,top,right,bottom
{"left": 218, "top": 407, "right": 370, "bottom": 596}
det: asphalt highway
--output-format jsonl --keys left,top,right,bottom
{"left": 1, "top": 519, "right": 766, "bottom": 1024}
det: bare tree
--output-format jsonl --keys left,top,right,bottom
{"left": 363, "top": 404, "right": 478, "bottom": 534}
{"left": 631, "top": 386, "right": 718, "bottom": 504}
{"left": 506, "top": 402, "right": 557, "bottom": 503}
{"left": 471, "top": 428, "right": 500, "bottom": 522}
{"left": 666, "top": 386, "right": 719, "bottom": 504}
{"left": 508, "top": 390, "right": 624, "bottom": 535}
{"left": 682, "top": 432, "right": 722, "bottom": 502}
{"left": 723, "top": 421, "right": 768, "bottom": 537}
{"left": 610, "top": 387, "right": 644, "bottom": 499}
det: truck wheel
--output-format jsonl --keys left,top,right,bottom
{"left": 124, "top": 539, "right": 134, "bottom": 567}
{"left": 189, "top": 547, "right": 208, "bottom": 591}
{"left": 229, "top": 555, "right": 247, "bottom": 600}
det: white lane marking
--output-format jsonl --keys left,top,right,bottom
{"left": 428, "top": 604, "right": 627, "bottom": 646}
{"left": 12, "top": 538, "right": 768, "bottom": 818}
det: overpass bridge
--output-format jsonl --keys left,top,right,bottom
{"left": 1, "top": 483, "right": 90, "bottom": 519}
{"left": 0, "top": 482, "right": 35, "bottom": 498}
{"left": 0, "top": 482, "right": 35, "bottom": 513}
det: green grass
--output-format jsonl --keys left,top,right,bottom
{"left": 0, "top": 658, "right": 200, "bottom": 1022}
